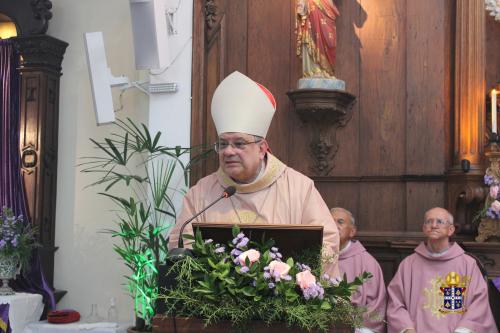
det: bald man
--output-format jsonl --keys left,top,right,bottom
{"left": 387, "top": 207, "right": 498, "bottom": 333}
{"left": 332, "top": 207, "right": 386, "bottom": 333}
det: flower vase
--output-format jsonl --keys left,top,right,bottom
{"left": 476, "top": 218, "right": 500, "bottom": 242}
{"left": 0, "top": 254, "right": 20, "bottom": 295}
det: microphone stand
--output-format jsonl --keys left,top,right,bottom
{"left": 157, "top": 186, "right": 236, "bottom": 315}
{"left": 168, "top": 186, "right": 236, "bottom": 260}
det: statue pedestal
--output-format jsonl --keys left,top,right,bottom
{"left": 287, "top": 88, "right": 356, "bottom": 176}
{"left": 298, "top": 77, "right": 345, "bottom": 90}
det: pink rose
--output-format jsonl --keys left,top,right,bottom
{"left": 268, "top": 260, "right": 291, "bottom": 278}
{"left": 296, "top": 270, "right": 317, "bottom": 289}
{"left": 238, "top": 249, "right": 260, "bottom": 266}
{"left": 491, "top": 200, "right": 500, "bottom": 212}
{"left": 491, "top": 185, "right": 499, "bottom": 199}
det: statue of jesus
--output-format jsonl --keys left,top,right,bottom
{"left": 296, "top": 0, "right": 340, "bottom": 79}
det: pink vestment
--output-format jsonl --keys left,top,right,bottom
{"left": 387, "top": 242, "right": 498, "bottom": 333}
{"left": 168, "top": 153, "right": 340, "bottom": 276}
{"left": 339, "top": 241, "right": 387, "bottom": 333}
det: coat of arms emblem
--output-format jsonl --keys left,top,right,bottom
{"left": 439, "top": 271, "right": 467, "bottom": 314}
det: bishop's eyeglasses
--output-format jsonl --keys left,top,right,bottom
{"left": 214, "top": 139, "right": 262, "bottom": 153}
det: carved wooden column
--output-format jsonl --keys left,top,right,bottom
{"left": 447, "top": 0, "right": 487, "bottom": 234}
{"left": 12, "top": 35, "right": 68, "bottom": 286}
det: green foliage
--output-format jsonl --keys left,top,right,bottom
{"left": 80, "top": 118, "right": 211, "bottom": 329}
{"left": 0, "top": 206, "right": 39, "bottom": 268}
{"left": 160, "top": 225, "right": 371, "bottom": 332}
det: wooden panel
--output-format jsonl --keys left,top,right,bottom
{"left": 204, "top": 33, "right": 223, "bottom": 174}
{"left": 153, "top": 316, "right": 353, "bottom": 333}
{"left": 329, "top": 0, "right": 361, "bottom": 176}
{"left": 359, "top": 0, "right": 406, "bottom": 176}
{"left": 316, "top": 182, "right": 359, "bottom": 218}
{"left": 225, "top": 0, "right": 248, "bottom": 74}
{"left": 247, "top": 0, "right": 292, "bottom": 161}
{"left": 406, "top": 0, "right": 449, "bottom": 174}
{"left": 359, "top": 182, "right": 405, "bottom": 231}
{"left": 405, "top": 182, "right": 446, "bottom": 232}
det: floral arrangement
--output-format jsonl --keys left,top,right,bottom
{"left": 483, "top": 172, "right": 500, "bottom": 220}
{"left": 0, "top": 206, "right": 38, "bottom": 267}
{"left": 160, "top": 225, "right": 371, "bottom": 332}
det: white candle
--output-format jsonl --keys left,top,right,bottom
{"left": 492, "top": 89, "right": 497, "bottom": 134}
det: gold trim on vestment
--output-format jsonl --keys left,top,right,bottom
{"left": 217, "top": 153, "right": 286, "bottom": 194}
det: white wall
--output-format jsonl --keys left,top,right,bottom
{"left": 149, "top": 0, "right": 193, "bottom": 217}
{"left": 48, "top": 0, "right": 192, "bottom": 324}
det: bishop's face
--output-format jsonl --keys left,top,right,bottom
{"left": 217, "top": 132, "right": 268, "bottom": 183}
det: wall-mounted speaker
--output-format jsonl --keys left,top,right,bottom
{"left": 84, "top": 31, "right": 130, "bottom": 125}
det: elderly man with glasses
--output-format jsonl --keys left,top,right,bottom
{"left": 332, "top": 207, "right": 387, "bottom": 333}
{"left": 387, "top": 207, "right": 498, "bottom": 333}
{"left": 168, "top": 71, "right": 340, "bottom": 277}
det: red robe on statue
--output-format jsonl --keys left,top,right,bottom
{"left": 297, "top": 0, "right": 340, "bottom": 77}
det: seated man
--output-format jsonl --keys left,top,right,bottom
{"left": 387, "top": 207, "right": 498, "bottom": 333}
{"left": 332, "top": 207, "right": 387, "bottom": 333}
{"left": 169, "top": 71, "right": 340, "bottom": 276}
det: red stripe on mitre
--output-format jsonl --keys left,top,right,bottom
{"left": 256, "top": 82, "right": 276, "bottom": 109}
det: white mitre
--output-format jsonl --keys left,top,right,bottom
{"left": 211, "top": 71, "right": 276, "bottom": 138}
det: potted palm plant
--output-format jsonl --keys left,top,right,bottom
{"left": 80, "top": 118, "right": 209, "bottom": 332}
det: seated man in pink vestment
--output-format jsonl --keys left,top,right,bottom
{"left": 387, "top": 207, "right": 498, "bottom": 333}
{"left": 168, "top": 71, "right": 340, "bottom": 276}
{"left": 332, "top": 207, "right": 387, "bottom": 333}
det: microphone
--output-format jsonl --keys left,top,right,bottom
{"left": 159, "top": 186, "right": 236, "bottom": 306}
{"left": 177, "top": 185, "right": 236, "bottom": 248}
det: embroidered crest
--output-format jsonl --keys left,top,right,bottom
{"left": 439, "top": 272, "right": 467, "bottom": 314}
{"left": 423, "top": 272, "right": 470, "bottom": 319}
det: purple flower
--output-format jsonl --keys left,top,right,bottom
{"left": 271, "top": 247, "right": 278, "bottom": 252}
{"left": 268, "top": 282, "right": 275, "bottom": 289}
{"left": 233, "top": 258, "right": 240, "bottom": 265}
{"left": 487, "top": 207, "right": 500, "bottom": 219}
{"left": 301, "top": 282, "right": 324, "bottom": 300}
{"left": 240, "top": 266, "right": 249, "bottom": 273}
{"left": 283, "top": 274, "right": 292, "bottom": 281}
{"left": 296, "top": 263, "right": 311, "bottom": 272}
{"left": 215, "top": 246, "right": 225, "bottom": 253}
{"left": 236, "top": 237, "right": 249, "bottom": 249}
{"left": 230, "top": 248, "right": 242, "bottom": 257}
{"left": 11, "top": 237, "right": 18, "bottom": 247}
{"left": 252, "top": 279, "right": 257, "bottom": 287}
{"left": 232, "top": 232, "right": 246, "bottom": 244}
{"left": 263, "top": 272, "right": 271, "bottom": 279}
{"left": 0, "top": 240, "right": 6, "bottom": 249}
{"left": 270, "top": 253, "right": 276, "bottom": 259}
{"left": 485, "top": 175, "right": 496, "bottom": 186}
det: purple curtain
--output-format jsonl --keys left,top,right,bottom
{"left": 0, "top": 303, "right": 11, "bottom": 333}
{"left": 0, "top": 39, "right": 55, "bottom": 309}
